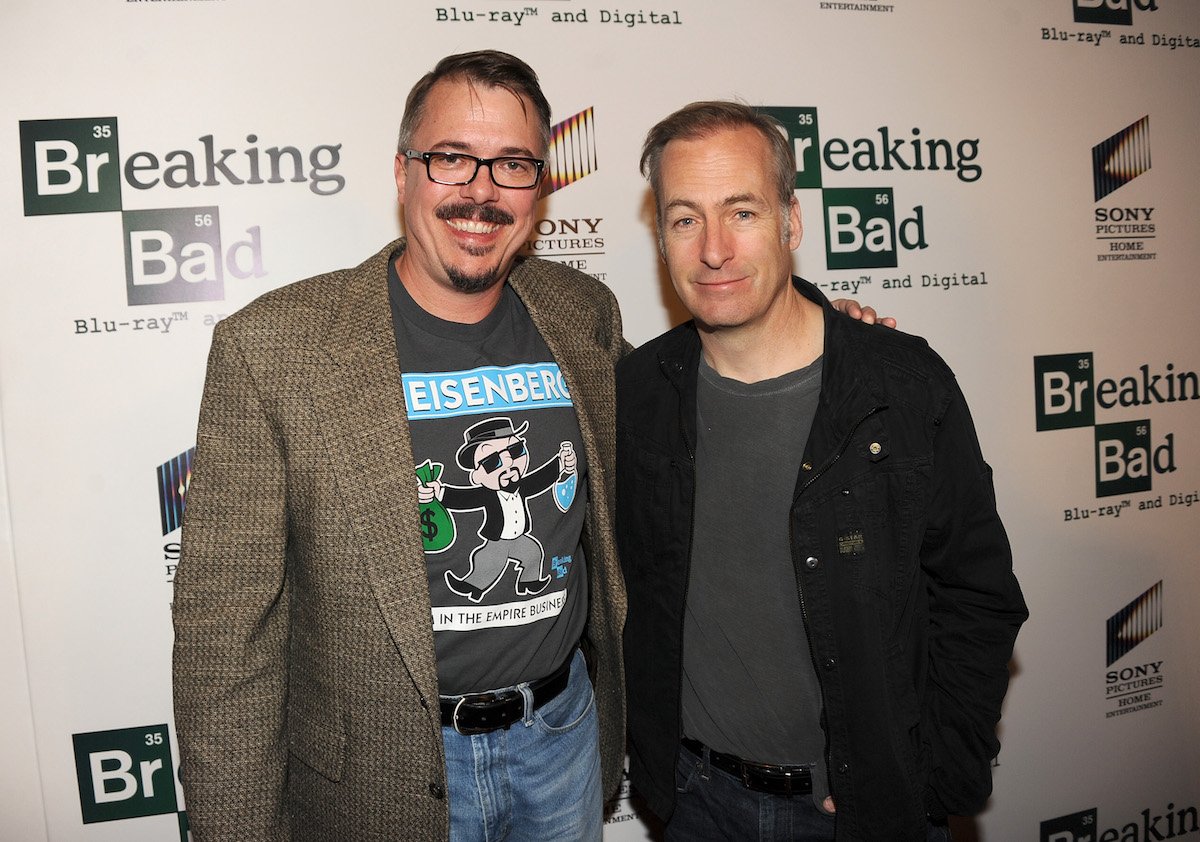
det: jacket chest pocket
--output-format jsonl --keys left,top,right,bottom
{"left": 807, "top": 436, "right": 929, "bottom": 602}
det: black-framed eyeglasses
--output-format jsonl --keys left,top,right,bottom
{"left": 404, "top": 150, "right": 545, "bottom": 189}
{"left": 477, "top": 440, "right": 527, "bottom": 474}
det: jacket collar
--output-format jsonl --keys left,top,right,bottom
{"left": 652, "top": 276, "right": 887, "bottom": 453}
{"left": 795, "top": 276, "right": 888, "bottom": 428}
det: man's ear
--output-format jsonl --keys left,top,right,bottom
{"left": 788, "top": 197, "right": 803, "bottom": 250}
{"left": 394, "top": 153, "right": 408, "bottom": 198}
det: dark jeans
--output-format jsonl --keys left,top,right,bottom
{"left": 666, "top": 744, "right": 951, "bottom": 842}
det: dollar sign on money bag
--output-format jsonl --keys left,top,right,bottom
{"left": 415, "top": 460, "right": 455, "bottom": 552}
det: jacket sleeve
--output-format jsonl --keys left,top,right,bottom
{"left": 172, "top": 324, "right": 291, "bottom": 842}
{"left": 918, "top": 378, "right": 1028, "bottom": 819}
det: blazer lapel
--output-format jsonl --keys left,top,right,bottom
{"left": 308, "top": 240, "right": 441, "bottom": 708}
{"left": 508, "top": 259, "right": 614, "bottom": 516}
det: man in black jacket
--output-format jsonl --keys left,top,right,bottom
{"left": 616, "top": 101, "right": 1028, "bottom": 841}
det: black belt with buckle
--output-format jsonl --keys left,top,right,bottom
{"left": 682, "top": 738, "right": 814, "bottom": 797}
{"left": 440, "top": 653, "right": 573, "bottom": 735}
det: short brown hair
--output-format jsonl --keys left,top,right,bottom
{"left": 397, "top": 50, "right": 552, "bottom": 157}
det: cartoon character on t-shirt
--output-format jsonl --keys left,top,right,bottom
{"left": 416, "top": 416, "right": 576, "bottom": 603}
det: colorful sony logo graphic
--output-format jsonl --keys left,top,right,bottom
{"left": 755, "top": 106, "right": 981, "bottom": 270}
{"left": 527, "top": 108, "right": 608, "bottom": 278}
{"left": 1074, "top": 0, "right": 1159, "bottom": 27}
{"left": 544, "top": 107, "right": 598, "bottom": 194}
{"left": 1033, "top": 352, "right": 1195, "bottom": 497}
{"left": 158, "top": 447, "right": 194, "bottom": 582}
{"left": 158, "top": 447, "right": 194, "bottom": 537}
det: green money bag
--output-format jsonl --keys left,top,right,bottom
{"left": 415, "top": 460, "right": 455, "bottom": 552}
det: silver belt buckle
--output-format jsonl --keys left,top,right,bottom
{"left": 451, "top": 692, "right": 503, "bottom": 735}
{"left": 451, "top": 696, "right": 473, "bottom": 736}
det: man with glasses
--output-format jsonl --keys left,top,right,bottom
{"left": 173, "top": 51, "right": 625, "bottom": 841}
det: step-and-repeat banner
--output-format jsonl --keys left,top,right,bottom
{"left": 2, "top": 1, "right": 1198, "bottom": 839}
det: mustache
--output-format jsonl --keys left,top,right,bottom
{"left": 436, "top": 203, "right": 514, "bottom": 226}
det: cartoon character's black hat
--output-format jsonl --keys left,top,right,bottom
{"left": 456, "top": 417, "right": 529, "bottom": 470}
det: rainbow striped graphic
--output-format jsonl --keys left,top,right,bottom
{"left": 157, "top": 447, "right": 194, "bottom": 536}
{"left": 545, "top": 107, "right": 598, "bottom": 195}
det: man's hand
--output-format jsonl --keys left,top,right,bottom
{"left": 831, "top": 298, "right": 897, "bottom": 329}
{"left": 823, "top": 796, "right": 836, "bottom": 813}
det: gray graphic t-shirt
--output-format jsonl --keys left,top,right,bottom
{"left": 389, "top": 260, "right": 588, "bottom": 696}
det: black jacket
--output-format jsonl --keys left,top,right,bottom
{"left": 615, "top": 278, "right": 1027, "bottom": 841}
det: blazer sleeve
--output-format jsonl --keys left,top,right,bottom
{"left": 172, "top": 324, "right": 292, "bottom": 842}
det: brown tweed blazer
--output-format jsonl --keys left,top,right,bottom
{"left": 172, "top": 239, "right": 627, "bottom": 841}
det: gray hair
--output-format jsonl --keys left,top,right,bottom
{"left": 640, "top": 100, "right": 797, "bottom": 240}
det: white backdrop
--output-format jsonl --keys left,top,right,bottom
{"left": 3, "top": 1, "right": 1199, "bottom": 839}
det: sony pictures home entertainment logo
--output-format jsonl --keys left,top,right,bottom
{"left": 1092, "top": 116, "right": 1157, "bottom": 263}
{"left": 19, "top": 116, "right": 343, "bottom": 307}
{"left": 1104, "top": 581, "right": 1165, "bottom": 719}
{"left": 525, "top": 107, "right": 610, "bottom": 282}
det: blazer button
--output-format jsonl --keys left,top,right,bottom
{"left": 823, "top": 657, "right": 837, "bottom": 670}
{"left": 837, "top": 762, "right": 850, "bottom": 774}
{"left": 429, "top": 782, "right": 445, "bottom": 800}
{"left": 805, "top": 556, "right": 819, "bottom": 570}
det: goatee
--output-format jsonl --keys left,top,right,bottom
{"left": 447, "top": 265, "right": 504, "bottom": 294}
{"left": 436, "top": 202, "right": 517, "bottom": 294}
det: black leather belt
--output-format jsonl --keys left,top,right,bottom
{"left": 682, "top": 738, "right": 814, "bottom": 797}
{"left": 440, "top": 654, "right": 573, "bottom": 735}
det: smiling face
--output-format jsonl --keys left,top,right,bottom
{"left": 394, "top": 77, "right": 543, "bottom": 314}
{"left": 658, "top": 125, "right": 802, "bottom": 335}
{"left": 470, "top": 435, "right": 529, "bottom": 491}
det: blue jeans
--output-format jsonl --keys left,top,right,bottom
{"left": 667, "top": 744, "right": 951, "bottom": 842}
{"left": 442, "top": 649, "right": 601, "bottom": 842}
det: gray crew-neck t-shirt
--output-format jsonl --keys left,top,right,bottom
{"left": 682, "top": 352, "right": 830, "bottom": 808}
{"left": 388, "top": 260, "right": 588, "bottom": 696}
